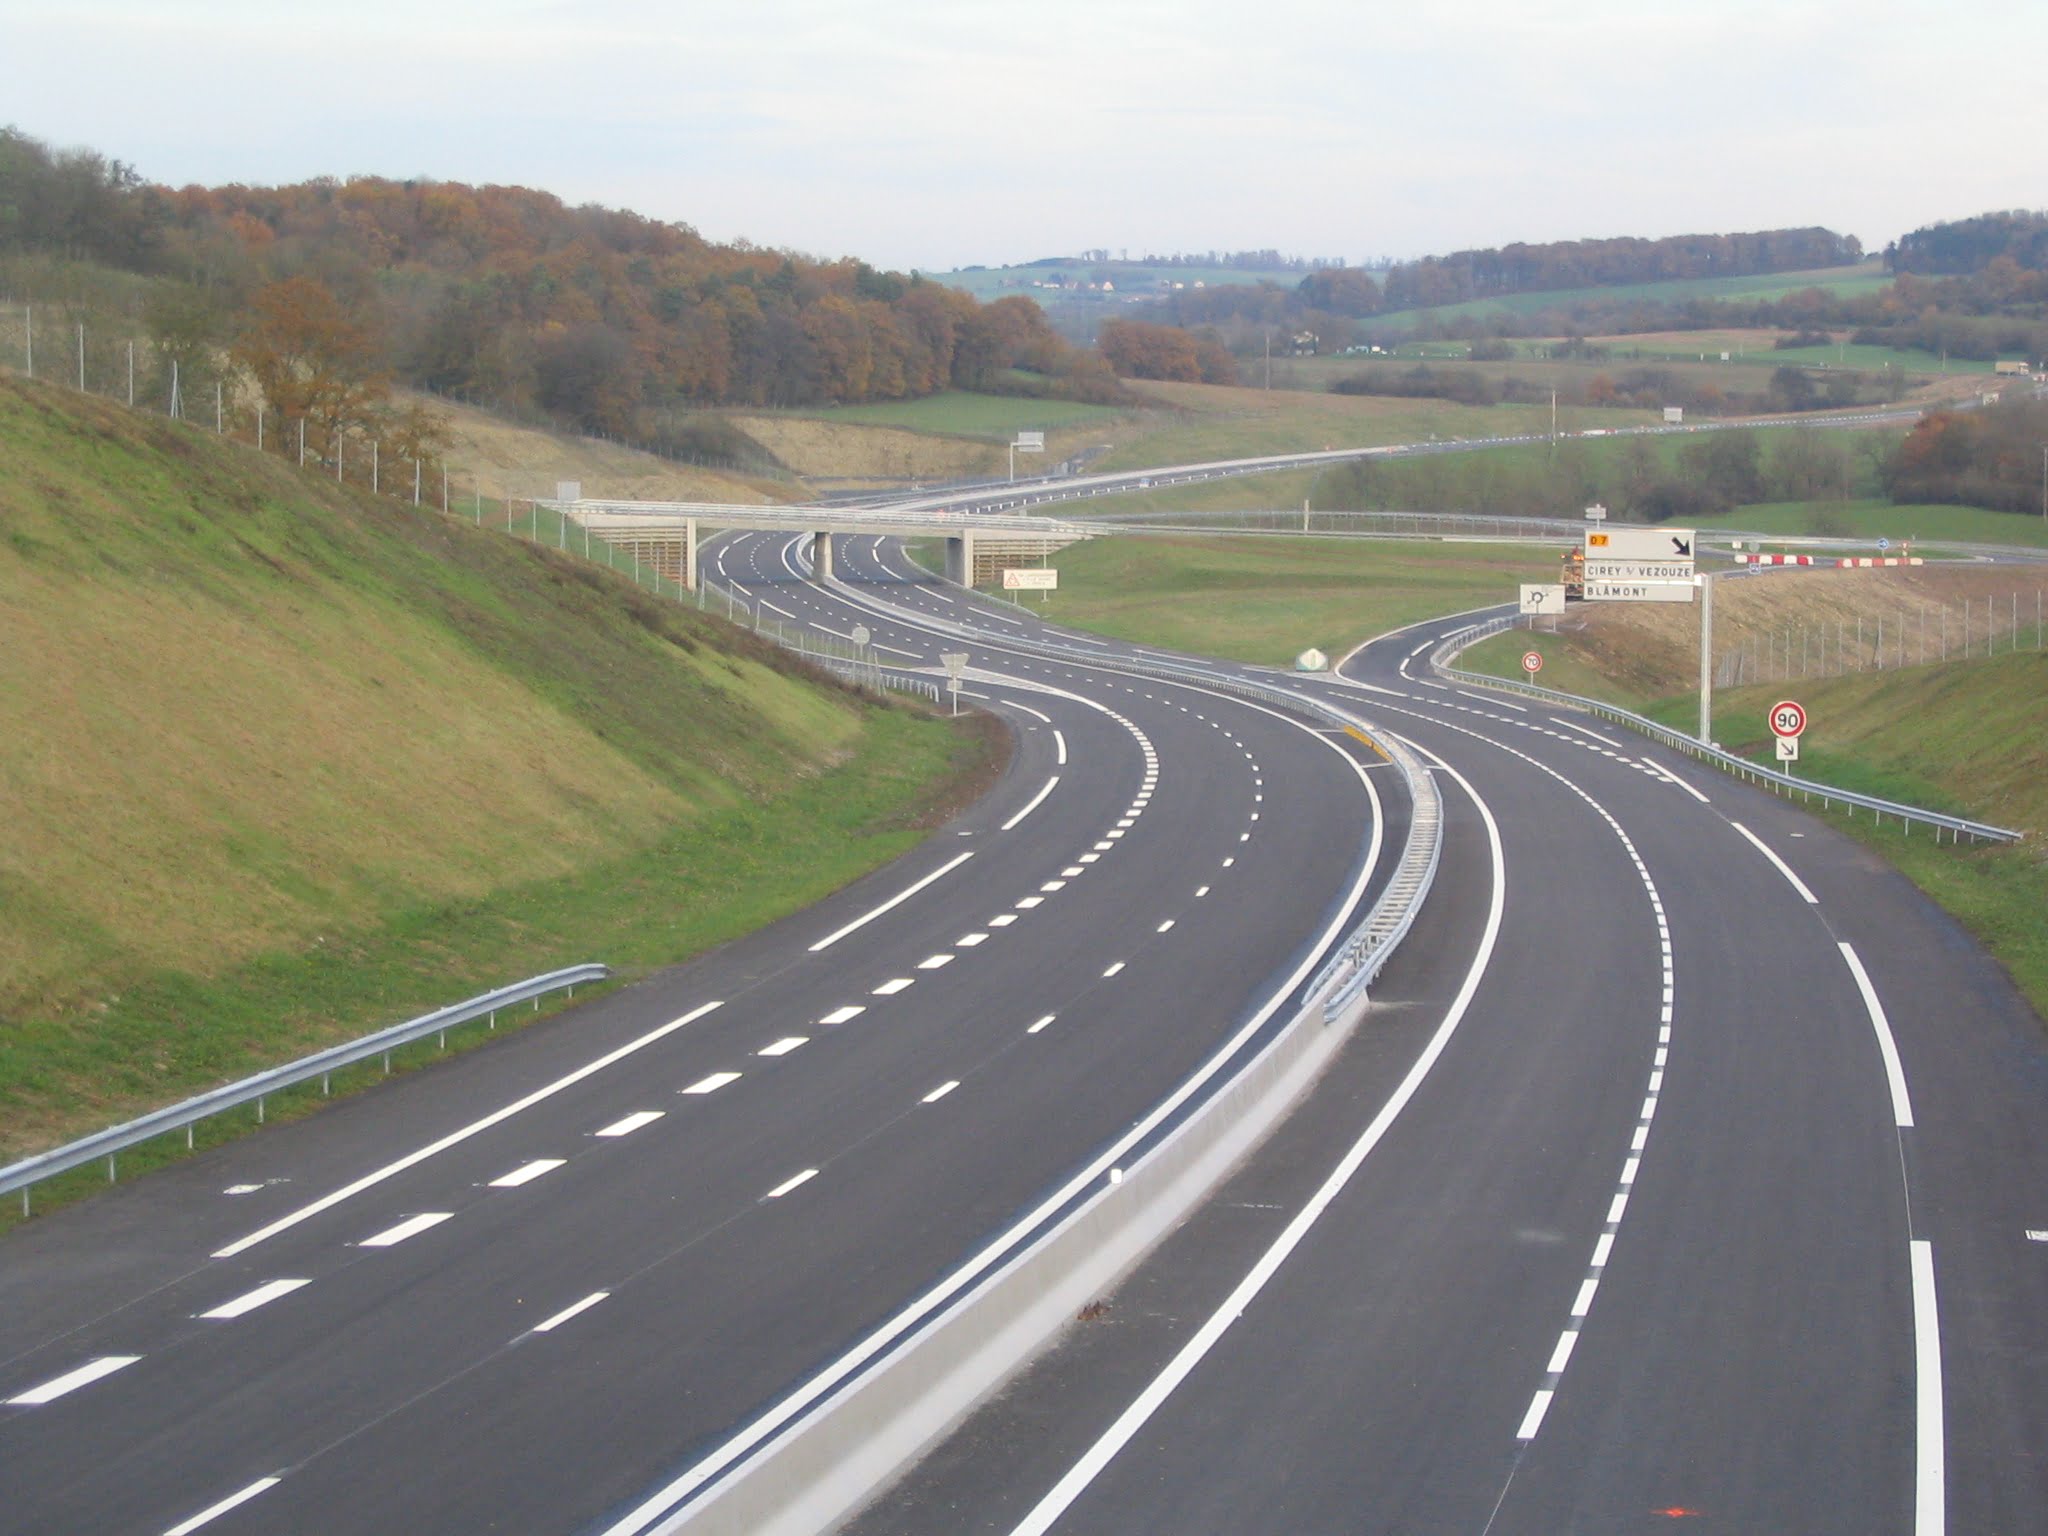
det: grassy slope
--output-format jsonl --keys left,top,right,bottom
{"left": 1040, "top": 534, "right": 1554, "bottom": 666}
{"left": 0, "top": 376, "right": 991, "bottom": 1158}
{"left": 1369, "top": 263, "right": 1891, "bottom": 334}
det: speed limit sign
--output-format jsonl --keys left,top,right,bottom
{"left": 1768, "top": 699, "right": 1807, "bottom": 739}
{"left": 1521, "top": 650, "right": 1544, "bottom": 675}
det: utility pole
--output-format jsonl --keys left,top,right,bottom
{"left": 1264, "top": 330, "right": 1272, "bottom": 390}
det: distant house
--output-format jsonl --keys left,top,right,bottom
{"left": 1993, "top": 359, "right": 2032, "bottom": 377}
{"left": 1289, "top": 330, "right": 1319, "bottom": 355}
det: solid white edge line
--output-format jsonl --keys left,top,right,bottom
{"left": 1004, "top": 743, "right": 1504, "bottom": 1536}
{"left": 1840, "top": 942, "right": 1916, "bottom": 1128}
{"left": 807, "top": 851, "right": 975, "bottom": 952}
{"left": 1000, "top": 775, "right": 1062, "bottom": 833}
{"left": 1007, "top": 701, "right": 1053, "bottom": 724}
{"left": 1647, "top": 761, "right": 1712, "bottom": 803}
{"left": 213, "top": 1001, "right": 724, "bottom": 1258}
{"left": 1912, "top": 1239, "right": 1946, "bottom": 1536}
{"left": 200, "top": 1279, "right": 312, "bottom": 1320}
{"left": 1730, "top": 821, "right": 1819, "bottom": 903}
{"left": 533, "top": 1291, "right": 611, "bottom": 1334}
{"left": 8, "top": 1354, "right": 143, "bottom": 1405}
{"left": 160, "top": 1477, "right": 283, "bottom": 1536}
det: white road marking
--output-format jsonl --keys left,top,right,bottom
{"left": 1093, "top": 841, "right": 1115, "bottom": 851}
{"left": 488, "top": 1160, "right": 565, "bottom": 1189}
{"left": 1570, "top": 1278, "right": 1599, "bottom": 1317}
{"left": 1027, "top": 1015, "right": 1056, "bottom": 1034}
{"left": 1913, "top": 1241, "right": 1946, "bottom": 1535}
{"left": 1545, "top": 1330, "right": 1579, "bottom": 1375}
{"left": 1015, "top": 896, "right": 1044, "bottom": 909}
{"left": 819, "top": 1005, "right": 867, "bottom": 1025}
{"left": 957, "top": 933, "right": 989, "bottom": 947}
{"left": 1053, "top": 730, "right": 1067, "bottom": 765}
{"left": 359, "top": 1212, "right": 453, "bottom": 1248}
{"left": 199, "top": 1278, "right": 312, "bottom": 1319}
{"left": 533, "top": 1291, "right": 610, "bottom": 1334}
{"left": 1731, "top": 822, "right": 1819, "bottom": 903}
{"left": 682, "top": 1072, "right": 742, "bottom": 1095}
{"left": 765, "top": 1169, "right": 818, "bottom": 1199}
{"left": 1516, "top": 1389, "right": 1555, "bottom": 1442}
{"left": 213, "top": 1001, "right": 724, "bottom": 1258}
{"left": 1001, "top": 775, "right": 1062, "bottom": 832}
{"left": 8, "top": 1355, "right": 142, "bottom": 1405}
{"left": 1195, "top": 885, "right": 1210, "bottom": 897}
{"left": 1040, "top": 880, "right": 1066, "bottom": 892}
{"left": 1102, "top": 961, "right": 1125, "bottom": 978}
{"left": 1007, "top": 702, "right": 1052, "bottom": 723}
{"left": 758, "top": 1037, "right": 808, "bottom": 1057}
{"left": 1156, "top": 920, "right": 1175, "bottom": 933}
{"left": 872, "top": 978, "right": 914, "bottom": 995}
{"left": 596, "top": 1111, "right": 665, "bottom": 1138}
{"left": 161, "top": 1477, "right": 283, "bottom": 1535}
{"left": 1840, "top": 944, "right": 1916, "bottom": 1127}
{"left": 921, "top": 1081, "right": 960, "bottom": 1104}
{"left": 988, "top": 915, "right": 1018, "bottom": 927}
{"left": 808, "top": 852, "right": 975, "bottom": 952}
{"left": 917, "top": 954, "right": 954, "bottom": 970}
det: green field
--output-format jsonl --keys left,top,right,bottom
{"left": 1699, "top": 500, "right": 2048, "bottom": 549}
{"left": 1039, "top": 534, "right": 1552, "bottom": 666}
{"left": 0, "top": 376, "right": 991, "bottom": 1174}
{"left": 794, "top": 390, "right": 1131, "bottom": 437}
{"left": 1369, "top": 263, "right": 1894, "bottom": 335}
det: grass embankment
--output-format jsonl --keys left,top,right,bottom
{"left": 1035, "top": 535, "right": 1554, "bottom": 667}
{"left": 1460, "top": 585, "right": 2048, "bottom": 1023}
{"left": 0, "top": 376, "right": 996, "bottom": 1174}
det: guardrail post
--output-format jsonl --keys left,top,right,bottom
{"left": 107, "top": 1154, "right": 116, "bottom": 1183}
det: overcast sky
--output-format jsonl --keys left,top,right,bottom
{"left": 6, "top": 0, "right": 2040, "bottom": 272}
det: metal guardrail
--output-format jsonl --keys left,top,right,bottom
{"left": 1, "top": 964, "right": 609, "bottom": 1215}
{"left": 1431, "top": 615, "right": 2024, "bottom": 845}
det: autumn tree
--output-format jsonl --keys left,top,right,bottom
{"left": 233, "top": 274, "right": 391, "bottom": 457}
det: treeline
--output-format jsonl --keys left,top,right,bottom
{"left": 1096, "top": 319, "right": 1237, "bottom": 385}
{"left": 1885, "top": 397, "right": 2048, "bottom": 514}
{"left": 1328, "top": 361, "right": 1899, "bottom": 415}
{"left": 1887, "top": 211, "right": 2048, "bottom": 276}
{"left": 0, "top": 126, "right": 1126, "bottom": 456}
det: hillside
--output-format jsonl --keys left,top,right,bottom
{"left": 0, "top": 376, "right": 993, "bottom": 1157}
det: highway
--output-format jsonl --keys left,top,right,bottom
{"left": 843, "top": 598, "right": 2048, "bottom": 1534}
{"left": 0, "top": 533, "right": 1393, "bottom": 1534}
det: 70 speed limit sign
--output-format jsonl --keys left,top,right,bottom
{"left": 1768, "top": 699, "right": 1807, "bottom": 739}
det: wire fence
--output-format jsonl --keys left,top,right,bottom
{"left": 1717, "top": 589, "right": 2046, "bottom": 685}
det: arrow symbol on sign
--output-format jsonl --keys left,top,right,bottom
{"left": 1670, "top": 536, "right": 1692, "bottom": 556}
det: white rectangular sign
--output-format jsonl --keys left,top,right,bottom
{"left": 1775, "top": 736, "right": 1800, "bottom": 762}
{"left": 1012, "top": 431, "right": 1045, "bottom": 451}
{"left": 1003, "top": 567, "right": 1058, "bottom": 591}
{"left": 1584, "top": 580, "right": 1696, "bottom": 603}
{"left": 1520, "top": 583, "right": 1566, "bottom": 615}
{"left": 1584, "top": 526, "right": 1696, "bottom": 563}
{"left": 1584, "top": 558, "right": 1697, "bottom": 582}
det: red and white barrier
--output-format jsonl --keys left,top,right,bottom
{"left": 1837, "top": 556, "right": 1924, "bottom": 568}
{"left": 1733, "top": 553, "right": 1816, "bottom": 566}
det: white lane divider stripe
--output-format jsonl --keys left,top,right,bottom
{"left": 359, "top": 1212, "right": 453, "bottom": 1248}
{"left": 872, "top": 978, "right": 914, "bottom": 995}
{"left": 809, "top": 852, "right": 975, "bottom": 952}
{"left": 1053, "top": 730, "right": 1067, "bottom": 765}
{"left": 596, "top": 1111, "right": 664, "bottom": 1138}
{"left": 682, "top": 1072, "right": 742, "bottom": 1095}
{"left": 212, "top": 1001, "right": 724, "bottom": 1258}
{"left": 921, "top": 1081, "right": 960, "bottom": 1104}
{"left": 819, "top": 1005, "right": 867, "bottom": 1025}
{"left": 1027, "top": 1015, "right": 1056, "bottom": 1034}
{"left": 488, "top": 1159, "right": 565, "bottom": 1189}
{"left": 160, "top": 1477, "right": 283, "bottom": 1535}
{"left": 199, "top": 1278, "right": 312, "bottom": 1320}
{"left": 1912, "top": 1240, "right": 1946, "bottom": 1536}
{"left": 533, "top": 1291, "right": 611, "bottom": 1334}
{"left": 758, "top": 1037, "right": 808, "bottom": 1057}
{"left": 1840, "top": 943, "right": 1916, "bottom": 1128}
{"left": 916, "top": 954, "right": 954, "bottom": 970}
{"left": 1000, "top": 775, "right": 1062, "bottom": 833}
{"left": 7, "top": 1354, "right": 143, "bottom": 1405}
{"left": 765, "top": 1169, "right": 818, "bottom": 1199}
{"left": 1731, "top": 822, "right": 1819, "bottom": 903}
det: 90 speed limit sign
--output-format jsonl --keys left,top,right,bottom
{"left": 1768, "top": 699, "right": 1807, "bottom": 739}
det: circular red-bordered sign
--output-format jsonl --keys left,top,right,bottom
{"left": 1521, "top": 650, "right": 1544, "bottom": 675}
{"left": 1768, "top": 699, "right": 1807, "bottom": 738}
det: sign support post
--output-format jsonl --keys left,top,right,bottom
{"left": 1698, "top": 573, "right": 1713, "bottom": 746}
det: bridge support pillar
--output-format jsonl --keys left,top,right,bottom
{"left": 810, "top": 529, "right": 834, "bottom": 582}
{"left": 944, "top": 530, "right": 978, "bottom": 588}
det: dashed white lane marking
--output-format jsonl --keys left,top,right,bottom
{"left": 758, "top": 1037, "right": 808, "bottom": 1057}
{"left": 1040, "top": 880, "right": 1067, "bottom": 893}
{"left": 1912, "top": 1241, "right": 1946, "bottom": 1536}
{"left": 682, "top": 1072, "right": 742, "bottom": 1095}
{"left": 596, "top": 1111, "right": 665, "bottom": 1138}
{"left": 872, "top": 978, "right": 914, "bottom": 995}
{"left": 1840, "top": 944, "right": 1916, "bottom": 1128}
{"left": 1053, "top": 730, "right": 1068, "bottom": 765}
{"left": 1222, "top": 857, "right": 1235, "bottom": 867}
{"left": 1061, "top": 866, "right": 1085, "bottom": 878}
{"left": 359, "top": 1212, "right": 454, "bottom": 1248}
{"left": 161, "top": 1477, "right": 283, "bottom": 1535}
{"left": 917, "top": 953, "right": 955, "bottom": 970}
{"left": 1195, "top": 885, "right": 1210, "bottom": 897}
{"left": 1730, "top": 822, "right": 1819, "bottom": 903}
{"left": 8, "top": 1355, "right": 142, "bottom": 1405}
{"left": 1016, "top": 896, "right": 1044, "bottom": 909}
{"left": 488, "top": 1159, "right": 565, "bottom": 1189}
{"left": 1079, "top": 854, "right": 1100, "bottom": 864}
{"left": 765, "top": 1169, "right": 818, "bottom": 1199}
{"left": 199, "top": 1278, "right": 312, "bottom": 1320}
{"left": 1157, "top": 920, "right": 1176, "bottom": 933}
{"left": 1028, "top": 1015, "right": 1056, "bottom": 1034}
{"left": 808, "top": 851, "right": 975, "bottom": 952}
{"left": 1001, "top": 775, "right": 1062, "bottom": 833}
{"left": 533, "top": 1291, "right": 610, "bottom": 1334}
{"left": 957, "top": 932, "right": 989, "bottom": 947}
{"left": 1093, "top": 841, "right": 1114, "bottom": 851}
{"left": 988, "top": 914, "right": 1018, "bottom": 927}
{"left": 819, "top": 1005, "right": 867, "bottom": 1025}
{"left": 921, "top": 1081, "right": 960, "bottom": 1104}
{"left": 1102, "top": 961, "right": 1126, "bottom": 978}
{"left": 213, "top": 1000, "right": 725, "bottom": 1259}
